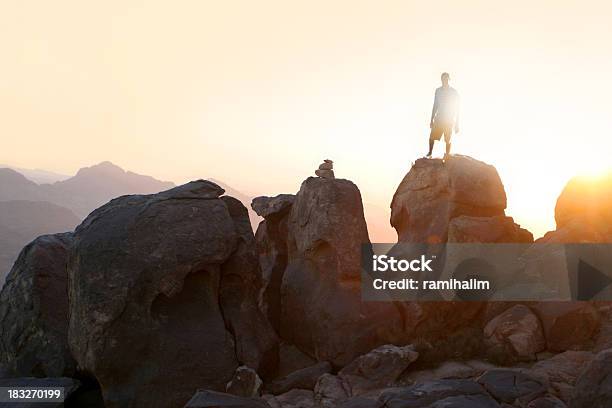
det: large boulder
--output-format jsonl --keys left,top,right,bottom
{"left": 390, "top": 156, "right": 506, "bottom": 244}
{"left": 68, "top": 180, "right": 277, "bottom": 408}
{"left": 539, "top": 173, "right": 612, "bottom": 243}
{"left": 570, "top": 348, "right": 612, "bottom": 408}
{"left": 0, "top": 233, "right": 75, "bottom": 378}
{"left": 279, "top": 177, "right": 404, "bottom": 367}
{"left": 555, "top": 173, "right": 612, "bottom": 234}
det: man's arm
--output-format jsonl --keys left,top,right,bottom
{"left": 454, "top": 93, "right": 460, "bottom": 133}
{"left": 430, "top": 89, "right": 439, "bottom": 128}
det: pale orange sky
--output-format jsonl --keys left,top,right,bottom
{"left": 1, "top": 1, "right": 611, "bottom": 240}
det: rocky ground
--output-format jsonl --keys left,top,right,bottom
{"left": 0, "top": 155, "right": 611, "bottom": 407}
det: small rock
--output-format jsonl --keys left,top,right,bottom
{"left": 267, "top": 362, "right": 332, "bottom": 395}
{"left": 379, "top": 379, "right": 493, "bottom": 407}
{"left": 266, "top": 389, "right": 314, "bottom": 408}
{"left": 337, "top": 397, "right": 381, "bottom": 408}
{"left": 314, "top": 373, "right": 350, "bottom": 408}
{"left": 527, "top": 395, "right": 567, "bottom": 408}
{"left": 531, "top": 302, "right": 600, "bottom": 352}
{"left": 339, "top": 344, "right": 419, "bottom": 395}
{"left": 226, "top": 366, "right": 263, "bottom": 397}
{"left": 314, "top": 169, "right": 335, "bottom": 179}
{"left": 252, "top": 195, "right": 296, "bottom": 219}
{"left": 477, "top": 369, "right": 546, "bottom": 405}
{"left": 184, "top": 389, "right": 272, "bottom": 408}
{"left": 484, "top": 305, "right": 546, "bottom": 361}
{"left": 318, "top": 160, "right": 334, "bottom": 171}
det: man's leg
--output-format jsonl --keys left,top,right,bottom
{"left": 444, "top": 128, "right": 452, "bottom": 155}
{"left": 427, "top": 139, "right": 434, "bottom": 157}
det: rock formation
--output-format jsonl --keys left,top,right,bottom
{"left": 0, "top": 233, "right": 75, "bottom": 378}
{"left": 315, "top": 159, "right": 335, "bottom": 179}
{"left": 391, "top": 155, "right": 508, "bottom": 244}
{"left": 252, "top": 194, "right": 295, "bottom": 332}
{"left": 67, "top": 180, "right": 277, "bottom": 408}
{"left": 278, "top": 177, "right": 403, "bottom": 366}
{"left": 540, "top": 172, "right": 612, "bottom": 243}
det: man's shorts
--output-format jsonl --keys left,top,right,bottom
{"left": 430, "top": 122, "right": 453, "bottom": 143}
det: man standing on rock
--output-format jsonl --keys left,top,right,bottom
{"left": 426, "top": 72, "right": 460, "bottom": 158}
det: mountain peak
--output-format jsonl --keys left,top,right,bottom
{"left": 0, "top": 168, "right": 37, "bottom": 186}
{"left": 74, "top": 161, "right": 125, "bottom": 178}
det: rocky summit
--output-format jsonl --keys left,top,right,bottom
{"left": 0, "top": 156, "right": 611, "bottom": 407}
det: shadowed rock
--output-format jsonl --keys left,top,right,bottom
{"left": 0, "top": 233, "right": 75, "bottom": 378}
{"left": 280, "top": 177, "right": 403, "bottom": 366}
{"left": 476, "top": 369, "right": 546, "bottom": 405}
{"left": 68, "top": 180, "right": 276, "bottom": 408}
{"left": 570, "top": 348, "right": 612, "bottom": 408}
{"left": 184, "top": 390, "right": 272, "bottom": 408}
{"left": 267, "top": 361, "right": 332, "bottom": 395}
{"left": 252, "top": 195, "right": 295, "bottom": 332}
{"left": 338, "top": 345, "right": 419, "bottom": 396}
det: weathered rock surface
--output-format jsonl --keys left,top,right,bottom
{"left": 314, "top": 373, "right": 350, "bottom": 407}
{"left": 476, "top": 369, "right": 546, "bottom": 405}
{"left": 265, "top": 389, "right": 315, "bottom": 408}
{"left": 280, "top": 177, "right": 403, "bottom": 366}
{"left": 379, "top": 378, "right": 498, "bottom": 407}
{"left": 531, "top": 302, "right": 600, "bottom": 351}
{"left": 403, "top": 360, "right": 496, "bottom": 385}
{"left": 484, "top": 305, "right": 546, "bottom": 361}
{"left": 0, "top": 233, "right": 75, "bottom": 378}
{"left": 391, "top": 156, "right": 507, "bottom": 244}
{"left": 67, "top": 180, "right": 277, "bottom": 408}
{"left": 529, "top": 350, "right": 594, "bottom": 403}
{"left": 448, "top": 215, "right": 533, "bottom": 243}
{"left": 219, "top": 196, "right": 279, "bottom": 379}
{"left": 267, "top": 361, "right": 332, "bottom": 395}
{"left": 338, "top": 345, "right": 419, "bottom": 396}
{"left": 570, "top": 348, "right": 612, "bottom": 408}
{"left": 184, "top": 390, "right": 272, "bottom": 408}
{"left": 526, "top": 396, "right": 567, "bottom": 408}
{"left": 252, "top": 194, "right": 295, "bottom": 332}
{"left": 226, "top": 366, "right": 262, "bottom": 398}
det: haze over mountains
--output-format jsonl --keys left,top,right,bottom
{"left": 0, "top": 161, "right": 394, "bottom": 283}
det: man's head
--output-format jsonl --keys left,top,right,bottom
{"left": 441, "top": 72, "right": 450, "bottom": 87}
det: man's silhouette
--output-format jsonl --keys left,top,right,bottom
{"left": 427, "top": 72, "right": 460, "bottom": 158}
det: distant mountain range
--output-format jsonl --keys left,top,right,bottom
{"left": 0, "top": 200, "right": 80, "bottom": 283}
{"left": 0, "top": 161, "right": 394, "bottom": 283}
{"left": 0, "top": 164, "right": 69, "bottom": 184}
{"left": 0, "top": 162, "right": 265, "bottom": 283}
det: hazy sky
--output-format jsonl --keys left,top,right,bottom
{"left": 2, "top": 1, "right": 611, "bottom": 239}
